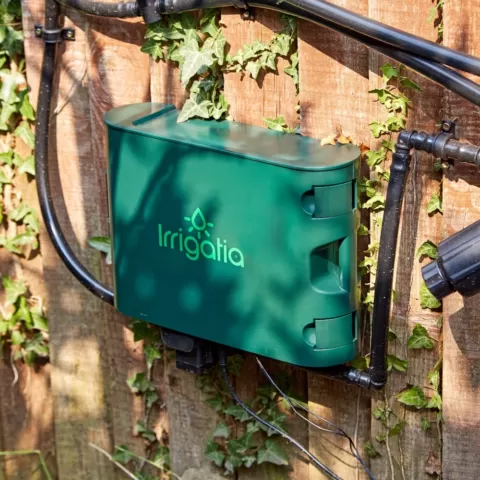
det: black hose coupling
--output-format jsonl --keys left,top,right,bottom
{"left": 138, "top": 0, "right": 162, "bottom": 23}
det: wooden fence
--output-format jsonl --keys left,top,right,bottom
{"left": 0, "top": 0, "right": 479, "bottom": 478}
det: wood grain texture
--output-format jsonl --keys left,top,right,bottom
{"left": 222, "top": 8, "right": 298, "bottom": 128}
{"left": 0, "top": 2, "right": 56, "bottom": 478}
{"left": 368, "top": 1, "right": 443, "bottom": 479}
{"left": 222, "top": 8, "right": 307, "bottom": 480}
{"left": 297, "top": 1, "right": 370, "bottom": 479}
{"left": 442, "top": 2, "right": 480, "bottom": 478}
{"left": 149, "top": 46, "right": 217, "bottom": 476}
{"left": 84, "top": 10, "right": 152, "bottom": 459}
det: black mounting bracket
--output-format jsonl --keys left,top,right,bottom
{"left": 34, "top": 25, "right": 75, "bottom": 43}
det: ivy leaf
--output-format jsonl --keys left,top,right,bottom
{"left": 141, "top": 39, "right": 164, "bottom": 60}
{"left": 420, "top": 282, "right": 441, "bottom": 309}
{"left": 358, "top": 224, "right": 369, "bottom": 236}
{"left": 112, "top": 445, "right": 135, "bottom": 464}
{"left": 373, "top": 405, "right": 388, "bottom": 424}
{"left": 224, "top": 404, "right": 251, "bottom": 422}
{"left": 224, "top": 454, "right": 243, "bottom": 475}
{"left": 88, "top": 236, "right": 112, "bottom": 265}
{"left": 264, "top": 115, "right": 288, "bottom": 132}
{"left": 400, "top": 77, "right": 422, "bottom": 91}
{"left": 387, "top": 354, "right": 408, "bottom": 372}
{"left": 270, "top": 33, "right": 292, "bottom": 56}
{"left": 388, "top": 421, "right": 406, "bottom": 437}
{"left": 416, "top": 240, "right": 438, "bottom": 259}
{"left": 134, "top": 420, "right": 157, "bottom": 443}
{"left": 18, "top": 89, "right": 35, "bottom": 120}
{"left": 212, "top": 421, "right": 230, "bottom": 439}
{"left": 10, "top": 329, "right": 25, "bottom": 345}
{"left": 427, "top": 192, "right": 443, "bottom": 215}
{"left": 14, "top": 121, "right": 35, "bottom": 149}
{"left": 350, "top": 356, "right": 368, "bottom": 371}
{"left": 210, "top": 93, "right": 229, "bottom": 120}
{"left": 0, "top": 69, "right": 24, "bottom": 103}
{"left": 205, "top": 440, "right": 225, "bottom": 467}
{"left": 205, "top": 395, "right": 224, "bottom": 412}
{"left": 0, "top": 151, "right": 13, "bottom": 165}
{"left": 152, "top": 445, "right": 170, "bottom": 469}
{"left": 144, "top": 344, "right": 162, "bottom": 368}
{"left": 362, "top": 193, "right": 385, "bottom": 211}
{"left": 428, "top": 368, "right": 440, "bottom": 391}
{"left": 369, "top": 121, "right": 387, "bottom": 138}
{"left": 126, "top": 372, "right": 153, "bottom": 394}
{"left": 426, "top": 392, "right": 442, "bottom": 410}
{"left": 365, "top": 441, "right": 380, "bottom": 458}
{"left": 408, "top": 324, "right": 435, "bottom": 350}
{"left": 3, "top": 275, "right": 26, "bottom": 305}
{"left": 245, "top": 60, "right": 262, "bottom": 80}
{"left": 243, "top": 455, "right": 257, "bottom": 468}
{"left": 0, "top": 102, "right": 16, "bottom": 130}
{"left": 380, "top": 63, "right": 400, "bottom": 82}
{"left": 24, "top": 333, "right": 49, "bottom": 364}
{"left": 177, "top": 98, "right": 212, "bottom": 123}
{"left": 396, "top": 386, "right": 428, "bottom": 409}
{"left": 257, "top": 439, "right": 289, "bottom": 466}
{"left": 17, "top": 154, "right": 35, "bottom": 176}
{"left": 11, "top": 295, "right": 33, "bottom": 328}
{"left": 200, "top": 9, "right": 219, "bottom": 38}
{"left": 365, "top": 148, "right": 386, "bottom": 167}
{"left": 145, "top": 389, "right": 159, "bottom": 409}
{"left": 178, "top": 38, "right": 215, "bottom": 87}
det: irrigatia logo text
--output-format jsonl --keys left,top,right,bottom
{"left": 158, "top": 208, "right": 244, "bottom": 267}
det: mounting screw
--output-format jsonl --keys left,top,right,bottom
{"left": 34, "top": 25, "right": 43, "bottom": 38}
{"left": 241, "top": 9, "right": 254, "bottom": 21}
{"left": 62, "top": 28, "right": 75, "bottom": 41}
{"left": 441, "top": 119, "right": 456, "bottom": 134}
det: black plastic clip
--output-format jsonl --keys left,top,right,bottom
{"left": 232, "top": 0, "right": 254, "bottom": 20}
{"left": 34, "top": 25, "right": 75, "bottom": 43}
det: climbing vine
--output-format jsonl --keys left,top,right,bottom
{"left": 358, "top": 62, "right": 443, "bottom": 476}
{"left": 197, "top": 357, "right": 291, "bottom": 475}
{"left": 0, "top": 0, "right": 47, "bottom": 364}
{"left": 142, "top": 10, "right": 298, "bottom": 124}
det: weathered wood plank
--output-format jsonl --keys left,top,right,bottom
{"left": 222, "top": 8, "right": 298, "bottom": 128}
{"left": 84, "top": 10, "right": 151, "bottom": 459}
{"left": 0, "top": 2, "right": 56, "bottom": 478}
{"left": 222, "top": 8, "right": 307, "bottom": 480}
{"left": 23, "top": 4, "right": 117, "bottom": 477}
{"left": 442, "top": 2, "right": 480, "bottom": 478}
{"left": 297, "top": 1, "right": 371, "bottom": 478}
{"left": 367, "top": 1, "right": 443, "bottom": 479}
{"left": 149, "top": 36, "right": 218, "bottom": 476}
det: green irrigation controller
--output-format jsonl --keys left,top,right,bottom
{"left": 105, "top": 102, "right": 360, "bottom": 372}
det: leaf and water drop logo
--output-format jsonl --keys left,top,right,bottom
{"left": 158, "top": 207, "right": 244, "bottom": 267}
{"left": 184, "top": 208, "right": 214, "bottom": 239}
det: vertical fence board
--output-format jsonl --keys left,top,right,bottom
{"left": 222, "top": 7, "right": 307, "bottom": 480}
{"left": 0, "top": 3, "right": 55, "bottom": 478}
{"left": 85, "top": 8, "right": 152, "bottom": 460}
{"left": 368, "top": 2, "right": 443, "bottom": 479}
{"left": 297, "top": 2, "right": 371, "bottom": 478}
{"left": 149, "top": 44, "right": 219, "bottom": 477}
{"left": 442, "top": 2, "right": 480, "bottom": 478}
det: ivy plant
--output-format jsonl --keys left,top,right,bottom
{"left": 142, "top": 10, "right": 298, "bottom": 124}
{"left": 197, "top": 359, "right": 290, "bottom": 475}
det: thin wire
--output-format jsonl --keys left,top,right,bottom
{"left": 255, "top": 357, "right": 376, "bottom": 480}
{"left": 219, "top": 361, "right": 343, "bottom": 480}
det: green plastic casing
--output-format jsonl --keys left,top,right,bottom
{"left": 104, "top": 103, "right": 360, "bottom": 368}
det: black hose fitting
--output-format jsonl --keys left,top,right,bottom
{"left": 137, "top": 0, "right": 162, "bottom": 23}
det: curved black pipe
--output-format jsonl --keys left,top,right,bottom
{"left": 36, "top": 0, "right": 115, "bottom": 304}
{"left": 55, "top": 0, "right": 139, "bottom": 16}
{"left": 279, "top": 0, "right": 480, "bottom": 77}
{"left": 368, "top": 135, "right": 411, "bottom": 388}
{"left": 257, "top": 0, "right": 480, "bottom": 108}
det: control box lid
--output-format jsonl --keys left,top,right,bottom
{"left": 104, "top": 102, "right": 360, "bottom": 172}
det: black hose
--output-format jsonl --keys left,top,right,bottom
{"left": 256, "top": 0, "right": 480, "bottom": 108}
{"left": 35, "top": 0, "right": 115, "bottom": 305}
{"left": 279, "top": 0, "right": 480, "bottom": 77}
{"left": 368, "top": 137, "right": 411, "bottom": 388}
{"left": 55, "top": 0, "right": 139, "bottom": 16}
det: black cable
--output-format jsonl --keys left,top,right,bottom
{"left": 218, "top": 352, "right": 343, "bottom": 479}
{"left": 255, "top": 357, "right": 376, "bottom": 480}
{"left": 35, "top": 0, "right": 115, "bottom": 305}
